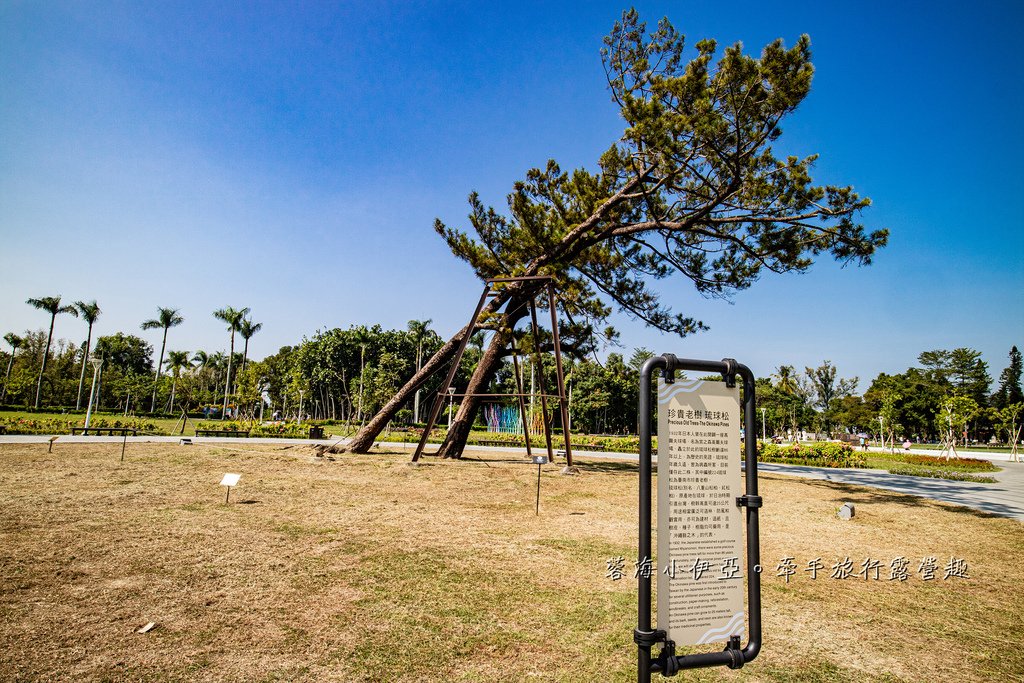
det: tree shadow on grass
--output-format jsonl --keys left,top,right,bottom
{"left": 572, "top": 459, "right": 639, "bottom": 475}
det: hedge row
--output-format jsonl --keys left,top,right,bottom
{"left": 0, "top": 417, "right": 158, "bottom": 435}
{"left": 756, "top": 441, "right": 866, "bottom": 468}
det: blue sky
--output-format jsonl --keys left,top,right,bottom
{"left": 1, "top": 1, "right": 1022, "bottom": 390}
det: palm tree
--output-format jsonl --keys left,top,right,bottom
{"left": 2, "top": 332, "right": 23, "bottom": 403}
{"left": 72, "top": 300, "right": 102, "bottom": 410}
{"left": 26, "top": 296, "right": 78, "bottom": 409}
{"left": 407, "top": 319, "right": 432, "bottom": 423}
{"left": 238, "top": 317, "right": 263, "bottom": 373}
{"left": 163, "top": 350, "right": 191, "bottom": 413}
{"left": 774, "top": 365, "right": 797, "bottom": 394}
{"left": 141, "top": 307, "right": 184, "bottom": 413}
{"left": 191, "top": 350, "right": 210, "bottom": 395}
{"left": 212, "top": 306, "right": 249, "bottom": 419}
{"left": 352, "top": 326, "right": 373, "bottom": 424}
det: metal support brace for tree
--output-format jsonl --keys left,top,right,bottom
{"left": 411, "top": 277, "right": 574, "bottom": 466}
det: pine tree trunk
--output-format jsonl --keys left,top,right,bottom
{"left": 344, "top": 284, "right": 540, "bottom": 453}
{"left": 344, "top": 326, "right": 468, "bottom": 452}
{"left": 435, "top": 322, "right": 518, "bottom": 459}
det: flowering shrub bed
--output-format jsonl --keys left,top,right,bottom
{"left": 757, "top": 441, "right": 866, "bottom": 468}
{"left": 884, "top": 453, "right": 997, "bottom": 472}
{"left": 1, "top": 416, "right": 158, "bottom": 435}
{"left": 195, "top": 420, "right": 333, "bottom": 439}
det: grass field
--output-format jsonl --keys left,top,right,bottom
{"left": 1, "top": 442, "right": 1021, "bottom": 681}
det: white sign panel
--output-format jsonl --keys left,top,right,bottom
{"left": 657, "top": 377, "right": 745, "bottom": 646}
{"left": 220, "top": 473, "right": 241, "bottom": 487}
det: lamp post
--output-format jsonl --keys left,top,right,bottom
{"left": 84, "top": 355, "right": 103, "bottom": 430}
{"left": 761, "top": 407, "right": 767, "bottom": 441}
{"left": 877, "top": 415, "right": 884, "bottom": 450}
{"left": 447, "top": 386, "right": 456, "bottom": 430}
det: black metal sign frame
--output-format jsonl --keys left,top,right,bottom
{"left": 635, "top": 354, "right": 762, "bottom": 680}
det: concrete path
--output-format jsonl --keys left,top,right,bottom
{"left": 2, "top": 435, "right": 1022, "bottom": 522}
{"left": 375, "top": 441, "right": 1024, "bottom": 522}
{"left": 752, "top": 461, "right": 1024, "bottom": 521}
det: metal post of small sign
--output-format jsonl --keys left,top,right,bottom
{"left": 220, "top": 473, "right": 241, "bottom": 503}
{"left": 634, "top": 354, "right": 762, "bottom": 681}
{"left": 121, "top": 431, "right": 128, "bottom": 462}
{"left": 532, "top": 455, "right": 548, "bottom": 514}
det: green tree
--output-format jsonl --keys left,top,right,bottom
{"left": 92, "top": 333, "right": 154, "bottom": 410}
{"left": 2, "top": 332, "right": 23, "bottom": 403}
{"left": 946, "top": 348, "right": 990, "bottom": 404}
{"left": 992, "top": 403, "right": 1022, "bottom": 462}
{"left": 212, "top": 306, "right": 250, "bottom": 419}
{"left": 238, "top": 317, "right": 263, "bottom": 374}
{"left": 26, "top": 295, "right": 78, "bottom": 409}
{"left": 72, "top": 300, "right": 101, "bottom": 410}
{"left": 937, "top": 394, "right": 978, "bottom": 458}
{"left": 805, "top": 361, "right": 858, "bottom": 436}
{"left": 141, "top": 307, "right": 184, "bottom": 413}
{"left": 346, "top": 11, "right": 887, "bottom": 456}
{"left": 917, "top": 350, "right": 952, "bottom": 384}
{"left": 991, "top": 346, "right": 1023, "bottom": 409}
{"left": 163, "top": 350, "right": 191, "bottom": 413}
{"left": 877, "top": 388, "right": 902, "bottom": 452}
{"left": 407, "top": 319, "right": 433, "bottom": 423}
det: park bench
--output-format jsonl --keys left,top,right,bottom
{"left": 70, "top": 427, "right": 138, "bottom": 437}
{"left": 195, "top": 429, "right": 250, "bottom": 438}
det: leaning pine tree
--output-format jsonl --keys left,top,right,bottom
{"left": 345, "top": 11, "right": 889, "bottom": 457}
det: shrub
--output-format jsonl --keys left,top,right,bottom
{"left": 0, "top": 416, "right": 158, "bottom": 435}
{"left": 892, "top": 453, "right": 997, "bottom": 472}
{"left": 756, "top": 441, "right": 866, "bottom": 468}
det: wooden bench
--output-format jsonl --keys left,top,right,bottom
{"left": 70, "top": 427, "right": 138, "bottom": 436}
{"left": 195, "top": 429, "right": 250, "bottom": 438}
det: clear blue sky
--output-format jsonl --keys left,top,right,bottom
{"left": 2, "top": 1, "right": 1022, "bottom": 390}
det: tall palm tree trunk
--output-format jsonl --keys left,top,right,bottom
{"left": 413, "top": 341, "right": 423, "bottom": 423}
{"left": 76, "top": 324, "right": 94, "bottom": 410}
{"left": 2, "top": 353, "right": 15, "bottom": 404}
{"left": 34, "top": 314, "right": 56, "bottom": 409}
{"left": 151, "top": 329, "right": 168, "bottom": 413}
{"left": 357, "top": 345, "right": 366, "bottom": 424}
{"left": 222, "top": 332, "right": 235, "bottom": 419}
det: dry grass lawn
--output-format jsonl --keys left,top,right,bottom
{"left": 0, "top": 442, "right": 1021, "bottom": 682}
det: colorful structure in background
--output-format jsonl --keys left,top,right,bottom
{"left": 484, "top": 404, "right": 522, "bottom": 433}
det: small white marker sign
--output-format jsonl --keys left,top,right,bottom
{"left": 220, "top": 473, "right": 241, "bottom": 487}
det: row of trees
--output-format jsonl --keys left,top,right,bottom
{"left": 3, "top": 304, "right": 1020, "bottom": 450}
{"left": 3, "top": 296, "right": 262, "bottom": 418}
{"left": 755, "top": 347, "right": 1023, "bottom": 447}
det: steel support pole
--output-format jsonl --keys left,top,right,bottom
{"left": 546, "top": 284, "right": 574, "bottom": 467}
{"left": 527, "top": 299, "right": 554, "bottom": 461}
{"left": 412, "top": 286, "right": 490, "bottom": 462}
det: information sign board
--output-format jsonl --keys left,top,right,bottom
{"left": 656, "top": 377, "right": 745, "bottom": 646}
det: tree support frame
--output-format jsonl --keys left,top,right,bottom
{"left": 411, "top": 277, "right": 574, "bottom": 466}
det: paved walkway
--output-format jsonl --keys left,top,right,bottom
{"left": 2, "top": 435, "right": 1022, "bottom": 522}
